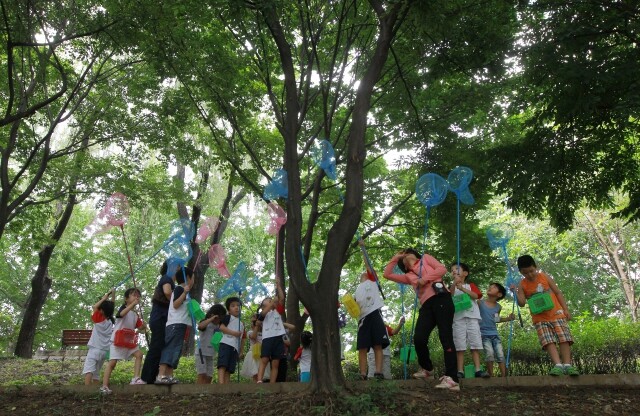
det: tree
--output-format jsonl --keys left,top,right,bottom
{"left": 488, "top": 1, "right": 640, "bottom": 230}
{"left": 0, "top": 0, "right": 124, "bottom": 240}
{"left": 577, "top": 205, "right": 639, "bottom": 321}
{"left": 101, "top": 0, "right": 523, "bottom": 389}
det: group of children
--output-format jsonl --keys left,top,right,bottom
{"left": 83, "top": 252, "right": 577, "bottom": 392}
{"left": 83, "top": 265, "right": 313, "bottom": 393}
{"left": 357, "top": 251, "right": 580, "bottom": 389}
{"left": 446, "top": 255, "right": 579, "bottom": 381}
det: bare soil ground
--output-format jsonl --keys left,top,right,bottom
{"left": 1, "top": 383, "right": 639, "bottom": 415}
{"left": 1, "top": 358, "right": 639, "bottom": 415}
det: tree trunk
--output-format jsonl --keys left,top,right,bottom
{"left": 14, "top": 257, "right": 53, "bottom": 358}
{"left": 14, "top": 192, "right": 76, "bottom": 357}
{"left": 260, "top": 0, "right": 404, "bottom": 391}
{"left": 583, "top": 212, "right": 638, "bottom": 322}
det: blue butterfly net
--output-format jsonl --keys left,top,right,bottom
{"left": 486, "top": 223, "right": 514, "bottom": 250}
{"left": 162, "top": 218, "right": 195, "bottom": 262}
{"left": 216, "top": 261, "right": 250, "bottom": 298}
{"left": 164, "top": 257, "right": 186, "bottom": 278}
{"left": 415, "top": 173, "right": 449, "bottom": 207}
{"left": 263, "top": 169, "right": 288, "bottom": 200}
{"left": 486, "top": 224, "right": 519, "bottom": 297}
{"left": 311, "top": 139, "right": 337, "bottom": 181}
{"left": 246, "top": 276, "right": 269, "bottom": 300}
{"left": 447, "top": 166, "right": 474, "bottom": 205}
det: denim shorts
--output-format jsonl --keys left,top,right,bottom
{"left": 482, "top": 335, "right": 505, "bottom": 363}
{"left": 160, "top": 323, "right": 187, "bottom": 369}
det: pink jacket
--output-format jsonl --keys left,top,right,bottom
{"left": 383, "top": 254, "right": 447, "bottom": 305}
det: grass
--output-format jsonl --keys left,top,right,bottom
{"left": 0, "top": 355, "right": 201, "bottom": 386}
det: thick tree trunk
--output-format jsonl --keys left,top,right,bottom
{"left": 14, "top": 192, "right": 76, "bottom": 357}
{"left": 260, "top": 0, "right": 404, "bottom": 392}
{"left": 14, "top": 255, "right": 53, "bottom": 358}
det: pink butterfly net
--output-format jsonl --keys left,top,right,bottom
{"left": 195, "top": 217, "right": 220, "bottom": 244}
{"left": 208, "top": 244, "right": 231, "bottom": 278}
{"left": 85, "top": 192, "right": 130, "bottom": 235}
{"left": 266, "top": 202, "right": 287, "bottom": 235}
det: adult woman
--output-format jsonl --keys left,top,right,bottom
{"left": 140, "top": 260, "right": 177, "bottom": 384}
{"left": 383, "top": 248, "right": 459, "bottom": 390}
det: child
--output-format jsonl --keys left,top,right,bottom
{"left": 196, "top": 303, "right": 226, "bottom": 384}
{"left": 478, "top": 282, "right": 514, "bottom": 377}
{"left": 367, "top": 317, "right": 405, "bottom": 380}
{"left": 514, "top": 255, "right": 579, "bottom": 376}
{"left": 240, "top": 313, "right": 269, "bottom": 382}
{"left": 83, "top": 290, "right": 115, "bottom": 385}
{"left": 354, "top": 269, "right": 389, "bottom": 380}
{"left": 256, "top": 282, "right": 287, "bottom": 383}
{"left": 100, "top": 287, "right": 147, "bottom": 394}
{"left": 217, "top": 296, "right": 245, "bottom": 384}
{"left": 449, "top": 263, "right": 489, "bottom": 379}
{"left": 277, "top": 324, "right": 296, "bottom": 382}
{"left": 383, "top": 247, "right": 457, "bottom": 390}
{"left": 294, "top": 330, "right": 312, "bottom": 382}
{"left": 155, "top": 266, "right": 194, "bottom": 385}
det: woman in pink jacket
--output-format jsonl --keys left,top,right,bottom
{"left": 383, "top": 248, "right": 459, "bottom": 391}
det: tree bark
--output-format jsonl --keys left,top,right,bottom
{"left": 260, "top": 0, "right": 405, "bottom": 392}
{"left": 583, "top": 212, "right": 637, "bottom": 322}
{"left": 14, "top": 192, "right": 77, "bottom": 357}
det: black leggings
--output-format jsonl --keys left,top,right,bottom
{"left": 413, "top": 294, "right": 458, "bottom": 381}
{"left": 140, "top": 318, "right": 167, "bottom": 384}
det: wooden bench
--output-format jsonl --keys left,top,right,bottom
{"left": 61, "top": 329, "right": 92, "bottom": 348}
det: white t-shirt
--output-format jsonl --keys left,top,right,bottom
{"left": 261, "top": 309, "right": 286, "bottom": 339}
{"left": 354, "top": 279, "right": 384, "bottom": 319}
{"left": 112, "top": 304, "right": 141, "bottom": 336}
{"left": 166, "top": 286, "right": 192, "bottom": 326}
{"left": 452, "top": 283, "right": 481, "bottom": 320}
{"left": 88, "top": 310, "right": 113, "bottom": 351}
{"left": 299, "top": 348, "right": 312, "bottom": 373}
{"left": 220, "top": 314, "right": 244, "bottom": 351}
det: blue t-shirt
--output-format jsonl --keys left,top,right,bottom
{"left": 149, "top": 275, "right": 175, "bottom": 324}
{"left": 478, "top": 299, "right": 501, "bottom": 336}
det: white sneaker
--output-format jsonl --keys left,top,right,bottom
{"left": 99, "top": 386, "right": 112, "bottom": 395}
{"left": 434, "top": 376, "right": 460, "bottom": 391}
{"left": 412, "top": 369, "right": 432, "bottom": 379}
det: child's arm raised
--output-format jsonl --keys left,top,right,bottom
{"left": 172, "top": 284, "right": 190, "bottom": 310}
{"left": 118, "top": 297, "right": 139, "bottom": 318}
{"left": 198, "top": 315, "right": 218, "bottom": 331}
{"left": 93, "top": 289, "right": 114, "bottom": 312}
{"left": 455, "top": 282, "right": 482, "bottom": 300}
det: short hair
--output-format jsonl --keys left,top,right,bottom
{"left": 176, "top": 266, "right": 193, "bottom": 284}
{"left": 207, "top": 303, "right": 226, "bottom": 319}
{"left": 225, "top": 296, "right": 240, "bottom": 310}
{"left": 301, "top": 330, "right": 313, "bottom": 348}
{"left": 450, "top": 262, "right": 470, "bottom": 273}
{"left": 491, "top": 282, "right": 507, "bottom": 300}
{"left": 397, "top": 248, "right": 421, "bottom": 273}
{"left": 517, "top": 255, "right": 537, "bottom": 269}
